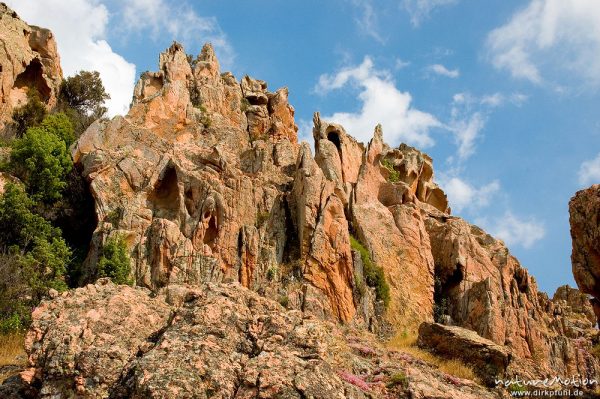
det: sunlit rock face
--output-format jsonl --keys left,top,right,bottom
{"left": 570, "top": 185, "right": 600, "bottom": 325}
{"left": 0, "top": 3, "right": 63, "bottom": 131}
{"left": 70, "top": 40, "right": 599, "bottom": 386}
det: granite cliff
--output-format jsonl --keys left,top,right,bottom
{"left": 1, "top": 5, "right": 599, "bottom": 398}
{"left": 0, "top": 3, "right": 62, "bottom": 132}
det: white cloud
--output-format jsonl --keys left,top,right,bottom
{"left": 403, "top": 0, "right": 459, "bottom": 26}
{"left": 6, "top": 0, "right": 136, "bottom": 116}
{"left": 446, "top": 91, "right": 527, "bottom": 162}
{"left": 447, "top": 112, "right": 485, "bottom": 161}
{"left": 480, "top": 92, "right": 528, "bottom": 107}
{"left": 118, "top": 0, "right": 234, "bottom": 68}
{"left": 316, "top": 57, "right": 441, "bottom": 148}
{"left": 486, "top": 0, "right": 600, "bottom": 88}
{"left": 578, "top": 153, "right": 600, "bottom": 185}
{"left": 480, "top": 93, "right": 503, "bottom": 107}
{"left": 447, "top": 94, "right": 485, "bottom": 161}
{"left": 428, "top": 64, "right": 460, "bottom": 78}
{"left": 395, "top": 58, "right": 411, "bottom": 70}
{"left": 477, "top": 212, "right": 546, "bottom": 249}
{"left": 438, "top": 175, "right": 500, "bottom": 213}
{"left": 350, "top": 0, "right": 385, "bottom": 43}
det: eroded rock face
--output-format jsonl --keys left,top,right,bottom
{"left": 17, "top": 279, "right": 507, "bottom": 399}
{"left": 66, "top": 39, "right": 600, "bottom": 391}
{"left": 570, "top": 185, "right": 600, "bottom": 324}
{"left": 553, "top": 285, "right": 596, "bottom": 329}
{"left": 351, "top": 126, "right": 439, "bottom": 331}
{"left": 425, "top": 214, "right": 600, "bottom": 380}
{"left": 0, "top": 3, "right": 62, "bottom": 131}
{"left": 74, "top": 42, "right": 298, "bottom": 295}
{"left": 290, "top": 143, "right": 356, "bottom": 322}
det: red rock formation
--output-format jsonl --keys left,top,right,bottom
{"left": 570, "top": 184, "right": 600, "bottom": 324}
{"left": 68, "top": 39, "right": 599, "bottom": 389}
{"left": 15, "top": 279, "right": 506, "bottom": 399}
{"left": 0, "top": 3, "right": 62, "bottom": 131}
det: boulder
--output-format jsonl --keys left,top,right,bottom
{"left": 417, "top": 322, "right": 511, "bottom": 386}
{"left": 24, "top": 278, "right": 171, "bottom": 397}
{"left": 21, "top": 279, "right": 369, "bottom": 398}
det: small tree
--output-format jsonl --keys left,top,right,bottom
{"left": 59, "top": 71, "right": 110, "bottom": 136}
{"left": 97, "top": 235, "right": 132, "bottom": 285}
{"left": 10, "top": 88, "right": 47, "bottom": 138}
{"left": 8, "top": 120, "right": 73, "bottom": 203}
{"left": 59, "top": 71, "right": 109, "bottom": 116}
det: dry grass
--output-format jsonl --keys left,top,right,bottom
{"left": 387, "top": 331, "right": 480, "bottom": 383}
{"left": 0, "top": 333, "right": 26, "bottom": 383}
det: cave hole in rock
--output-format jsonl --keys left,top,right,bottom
{"left": 148, "top": 166, "right": 181, "bottom": 221}
{"left": 144, "top": 75, "right": 164, "bottom": 99}
{"left": 514, "top": 269, "right": 528, "bottom": 293}
{"left": 326, "top": 129, "right": 345, "bottom": 182}
{"left": 14, "top": 58, "right": 51, "bottom": 102}
{"left": 326, "top": 130, "right": 342, "bottom": 153}
{"left": 184, "top": 187, "right": 199, "bottom": 217}
{"left": 203, "top": 214, "right": 218, "bottom": 246}
{"left": 434, "top": 265, "right": 464, "bottom": 323}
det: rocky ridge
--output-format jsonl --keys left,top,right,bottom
{"left": 69, "top": 40, "right": 600, "bottom": 392}
{"left": 0, "top": 6, "right": 598, "bottom": 397}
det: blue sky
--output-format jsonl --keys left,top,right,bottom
{"left": 8, "top": 0, "right": 600, "bottom": 294}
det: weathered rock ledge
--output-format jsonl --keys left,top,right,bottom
{"left": 3, "top": 279, "right": 510, "bottom": 399}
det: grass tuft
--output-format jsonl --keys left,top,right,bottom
{"left": 0, "top": 333, "right": 26, "bottom": 383}
{"left": 387, "top": 331, "right": 480, "bottom": 384}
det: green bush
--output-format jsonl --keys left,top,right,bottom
{"left": 354, "top": 274, "right": 366, "bottom": 296}
{"left": 97, "top": 235, "right": 132, "bottom": 285}
{"left": 11, "top": 89, "right": 47, "bottom": 138}
{"left": 240, "top": 97, "right": 251, "bottom": 113}
{"left": 266, "top": 266, "right": 278, "bottom": 281}
{"left": 433, "top": 297, "right": 448, "bottom": 323}
{"left": 387, "top": 372, "right": 409, "bottom": 389}
{"left": 40, "top": 113, "right": 75, "bottom": 146}
{"left": 8, "top": 118, "right": 73, "bottom": 202}
{"left": 433, "top": 276, "right": 449, "bottom": 323}
{"left": 278, "top": 295, "right": 290, "bottom": 308}
{"left": 350, "top": 235, "right": 390, "bottom": 308}
{"left": 256, "top": 211, "right": 270, "bottom": 227}
{"left": 507, "top": 383, "right": 527, "bottom": 393}
{"left": 0, "top": 184, "right": 72, "bottom": 332}
{"left": 197, "top": 104, "right": 212, "bottom": 128}
{"left": 0, "top": 312, "right": 26, "bottom": 334}
{"left": 381, "top": 158, "right": 400, "bottom": 183}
